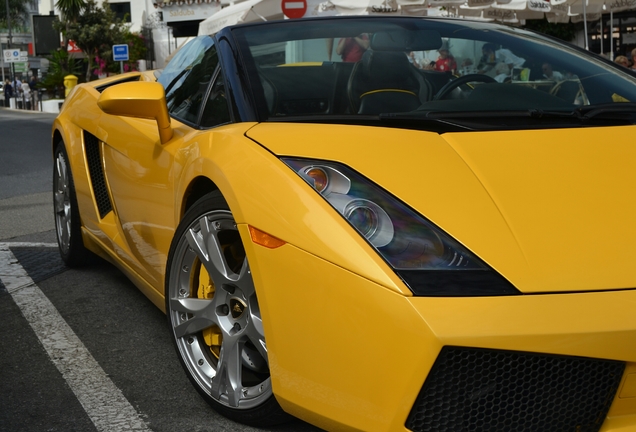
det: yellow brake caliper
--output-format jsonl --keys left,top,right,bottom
{"left": 196, "top": 263, "right": 222, "bottom": 358}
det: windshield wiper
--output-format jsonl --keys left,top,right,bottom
{"left": 575, "top": 102, "right": 636, "bottom": 120}
{"left": 380, "top": 110, "right": 576, "bottom": 129}
{"left": 526, "top": 109, "right": 579, "bottom": 119}
{"left": 528, "top": 103, "right": 636, "bottom": 122}
{"left": 382, "top": 110, "right": 526, "bottom": 120}
{"left": 380, "top": 105, "right": 636, "bottom": 128}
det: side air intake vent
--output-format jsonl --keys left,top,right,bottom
{"left": 406, "top": 346, "right": 624, "bottom": 432}
{"left": 83, "top": 131, "right": 113, "bottom": 218}
{"left": 94, "top": 75, "right": 142, "bottom": 93}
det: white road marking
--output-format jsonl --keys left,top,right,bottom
{"left": 0, "top": 242, "right": 152, "bottom": 432}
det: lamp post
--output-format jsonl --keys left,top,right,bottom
{"left": 4, "top": 0, "right": 15, "bottom": 90}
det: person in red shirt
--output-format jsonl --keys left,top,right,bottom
{"left": 434, "top": 41, "right": 457, "bottom": 74}
{"left": 336, "top": 34, "right": 370, "bottom": 62}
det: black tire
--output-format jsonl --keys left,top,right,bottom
{"left": 165, "top": 191, "right": 290, "bottom": 427}
{"left": 53, "top": 142, "right": 89, "bottom": 267}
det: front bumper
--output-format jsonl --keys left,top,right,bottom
{"left": 406, "top": 346, "right": 624, "bottom": 432}
{"left": 240, "top": 224, "right": 636, "bottom": 432}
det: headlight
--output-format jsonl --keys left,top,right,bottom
{"left": 284, "top": 158, "right": 519, "bottom": 296}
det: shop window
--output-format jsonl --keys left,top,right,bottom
{"left": 109, "top": 2, "right": 132, "bottom": 22}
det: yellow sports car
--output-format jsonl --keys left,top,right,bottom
{"left": 52, "top": 16, "right": 636, "bottom": 432}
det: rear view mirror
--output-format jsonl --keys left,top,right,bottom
{"left": 370, "top": 29, "right": 442, "bottom": 52}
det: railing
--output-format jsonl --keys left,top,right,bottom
{"left": 2, "top": 91, "right": 45, "bottom": 111}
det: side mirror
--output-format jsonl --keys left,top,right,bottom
{"left": 97, "top": 82, "right": 173, "bottom": 144}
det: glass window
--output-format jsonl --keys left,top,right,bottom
{"left": 108, "top": 2, "right": 131, "bottom": 22}
{"left": 200, "top": 73, "right": 231, "bottom": 128}
{"left": 158, "top": 35, "right": 219, "bottom": 124}
{"left": 158, "top": 35, "right": 213, "bottom": 90}
{"left": 168, "top": 45, "right": 219, "bottom": 124}
{"left": 232, "top": 18, "right": 636, "bottom": 128}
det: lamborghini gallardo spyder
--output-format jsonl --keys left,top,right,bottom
{"left": 52, "top": 15, "right": 636, "bottom": 432}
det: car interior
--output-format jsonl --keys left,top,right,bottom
{"left": 251, "top": 29, "right": 593, "bottom": 118}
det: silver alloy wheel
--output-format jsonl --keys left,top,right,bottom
{"left": 167, "top": 209, "right": 271, "bottom": 409}
{"left": 54, "top": 150, "right": 72, "bottom": 255}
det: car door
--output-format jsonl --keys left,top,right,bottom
{"left": 99, "top": 37, "right": 222, "bottom": 289}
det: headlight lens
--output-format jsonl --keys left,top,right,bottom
{"left": 284, "top": 158, "right": 519, "bottom": 296}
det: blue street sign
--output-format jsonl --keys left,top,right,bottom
{"left": 113, "top": 44, "right": 129, "bottom": 62}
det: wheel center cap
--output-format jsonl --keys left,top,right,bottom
{"left": 230, "top": 298, "right": 246, "bottom": 319}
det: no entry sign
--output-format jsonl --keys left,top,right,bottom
{"left": 281, "top": 0, "right": 307, "bottom": 19}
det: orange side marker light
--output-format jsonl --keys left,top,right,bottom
{"left": 248, "top": 225, "right": 286, "bottom": 249}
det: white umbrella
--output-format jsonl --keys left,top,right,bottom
{"left": 566, "top": 0, "right": 636, "bottom": 52}
{"left": 198, "top": 0, "right": 283, "bottom": 35}
{"left": 328, "top": 0, "right": 371, "bottom": 14}
{"left": 566, "top": 0, "right": 636, "bottom": 47}
{"left": 492, "top": 0, "right": 552, "bottom": 12}
{"left": 567, "top": 0, "right": 600, "bottom": 49}
{"left": 310, "top": 0, "right": 404, "bottom": 15}
{"left": 459, "top": 0, "right": 557, "bottom": 24}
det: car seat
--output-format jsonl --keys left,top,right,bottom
{"left": 347, "top": 50, "right": 429, "bottom": 114}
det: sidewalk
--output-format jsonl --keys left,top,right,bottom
{"left": 2, "top": 96, "right": 65, "bottom": 114}
{"left": 0, "top": 106, "right": 58, "bottom": 118}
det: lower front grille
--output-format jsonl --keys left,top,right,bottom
{"left": 406, "top": 347, "right": 624, "bottom": 432}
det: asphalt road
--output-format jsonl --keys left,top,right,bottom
{"left": 0, "top": 108, "right": 323, "bottom": 432}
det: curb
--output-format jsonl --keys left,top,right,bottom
{"left": 0, "top": 106, "right": 58, "bottom": 115}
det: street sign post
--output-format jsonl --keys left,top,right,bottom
{"left": 112, "top": 44, "right": 130, "bottom": 74}
{"left": 14, "top": 63, "right": 28, "bottom": 73}
{"left": 3, "top": 49, "right": 20, "bottom": 63}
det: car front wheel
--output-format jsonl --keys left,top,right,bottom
{"left": 165, "top": 191, "right": 288, "bottom": 426}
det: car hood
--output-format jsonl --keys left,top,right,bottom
{"left": 246, "top": 123, "right": 636, "bottom": 294}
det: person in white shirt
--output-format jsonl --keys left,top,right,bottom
{"left": 542, "top": 62, "right": 564, "bottom": 81}
{"left": 475, "top": 43, "right": 525, "bottom": 77}
{"left": 21, "top": 82, "right": 31, "bottom": 109}
{"left": 495, "top": 48, "right": 525, "bottom": 69}
{"left": 494, "top": 62, "right": 512, "bottom": 83}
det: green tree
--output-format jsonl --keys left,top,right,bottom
{"left": 98, "top": 31, "right": 147, "bottom": 76}
{"left": 39, "top": 48, "right": 83, "bottom": 97}
{"left": 0, "top": 0, "right": 29, "bottom": 32}
{"left": 55, "top": 0, "right": 86, "bottom": 22}
{"left": 57, "top": 0, "right": 130, "bottom": 82}
{"left": 54, "top": 0, "right": 86, "bottom": 47}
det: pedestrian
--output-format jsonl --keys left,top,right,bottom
{"left": 14, "top": 77, "right": 23, "bottom": 108}
{"left": 336, "top": 33, "right": 370, "bottom": 63}
{"left": 432, "top": 40, "right": 457, "bottom": 74}
{"left": 3, "top": 79, "right": 13, "bottom": 108}
{"left": 542, "top": 62, "right": 564, "bottom": 81}
{"left": 21, "top": 81, "right": 31, "bottom": 110}
{"left": 28, "top": 76, "right": 38, "bottom": 110}
{"left": 630, "top": 48, "right": 636, "bottom": 71}
{"left": 614, "top": 55, "right": 630, "bottom": 68}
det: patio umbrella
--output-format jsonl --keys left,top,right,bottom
{"left": 198, "top": 0, "right": 283, "bottom": 35}
{"left": 566, "top": 0, "right": 636, "bottom": 52}
{"left": 459, "top": 0, "right": 557, "bottom": 24}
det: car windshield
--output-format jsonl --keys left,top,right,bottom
{"left": 232, "top": 17, "right": 636, "bottom": 128}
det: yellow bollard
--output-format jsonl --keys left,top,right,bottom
{"left": 64, "top": 75, "right": 78, "bottom": 97}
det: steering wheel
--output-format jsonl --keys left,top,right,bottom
{"left": 433, "top": 74, "right": 497, "bottom": 100}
